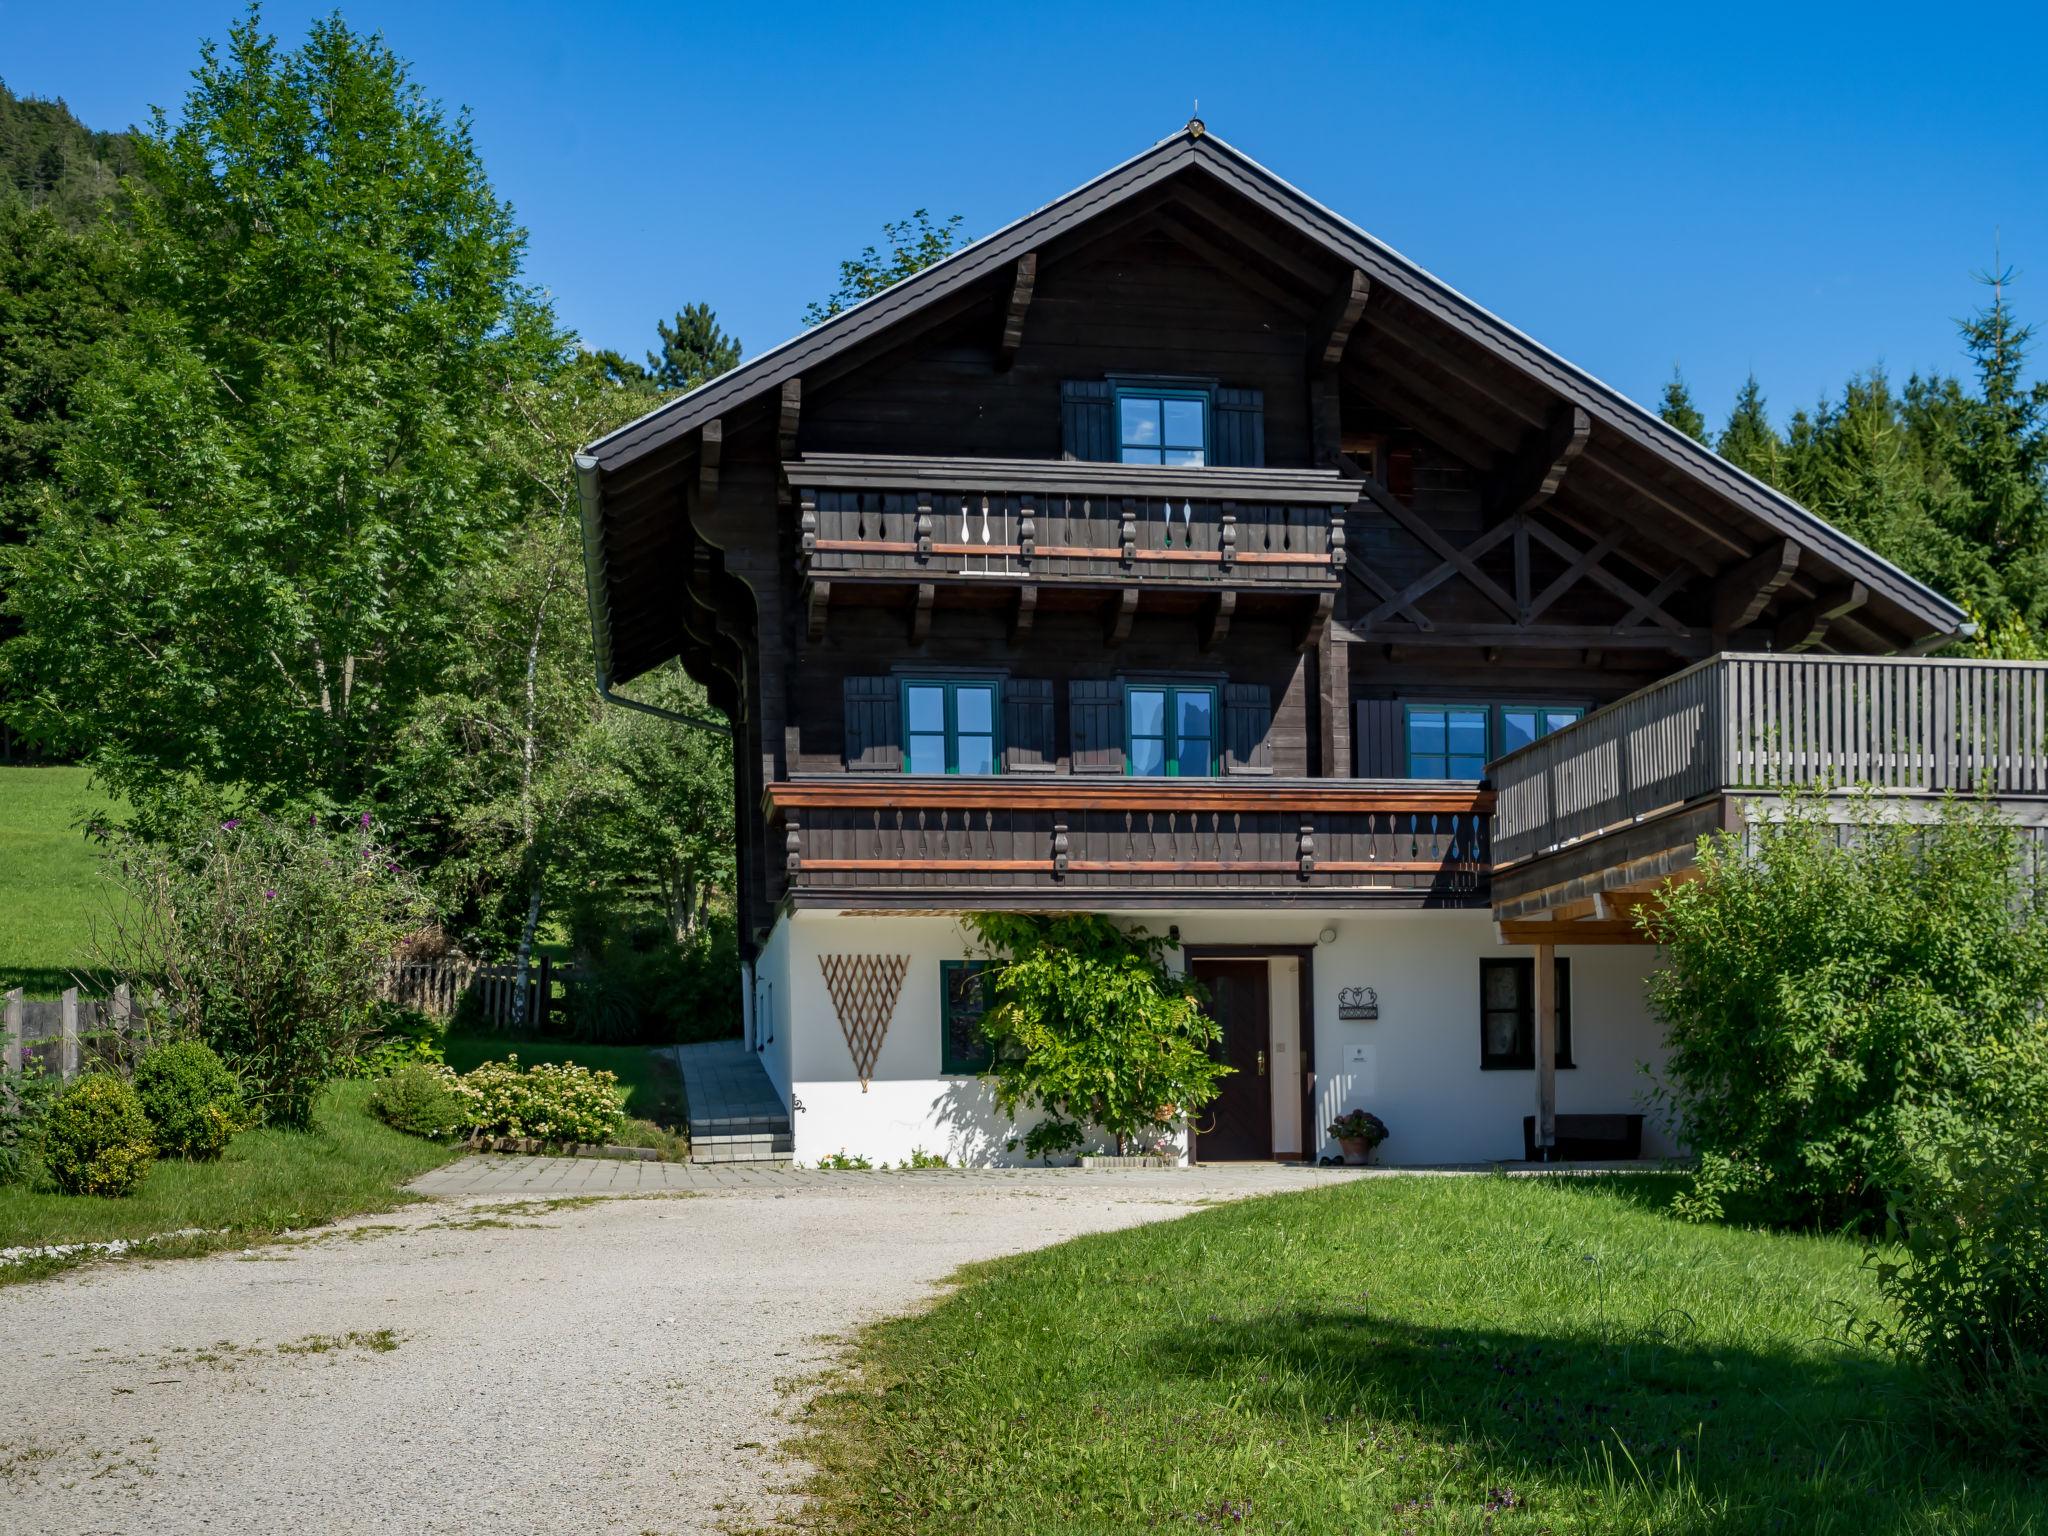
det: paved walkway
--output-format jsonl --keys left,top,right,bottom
{"left": 3, "top": 1162, "right": 1371, "bottom": 1536}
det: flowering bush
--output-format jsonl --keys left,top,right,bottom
{"left": 102, "top": 810, "right": 429, "bottom": 1128}
{"left": 372, "top": 1057, "right": 625, "bottom": 1146}
{"left": 448, "top": 1055, "right": 625, "bottom": 1146}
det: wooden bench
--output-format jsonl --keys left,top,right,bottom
{"left": 1521, "top": 1113, "right": 1645, "bottom": 1162}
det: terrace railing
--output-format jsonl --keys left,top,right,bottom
{"left": 791, "top": 454, "right": 1350, "bottom": 590}
{"left": 770, "top": 777, "right": 1489, "bottom": 902}
{"left": 1489, "top": 652, "right": 2048, "bottom": 866}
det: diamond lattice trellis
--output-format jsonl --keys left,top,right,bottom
{"left": 818, "top": 953, "right": 909, "bottom": 1091}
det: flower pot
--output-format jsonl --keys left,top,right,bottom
{"left": 1338, "top": 1135, "right": 1374, "bottom": 1166}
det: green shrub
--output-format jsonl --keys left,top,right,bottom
{"left": 369, "top": 1062, "right": 466, "bottom": 1141}
{"left": 133, "top": 1040, "right": 245, "bottom": 1159}
{"left": 966, "top": 913, "right": 1227, "bottom": 1158}
{"left": 451, "top": 1055, "right": 624, "bottom": 1146}
{"left": 1646, "top": 794, "right": 2048, "bottom": 1230}
{"left": 815, "top": 1150, "right": 874, "bottom": 1170}
{"left": 0, "top": 1063, "right": 59, "bottom": 1186}
{"left": 1862, "top": 1040, "right": 2048, "bottom": 1461}
{"left": 561, "top": 919, "right": 740, "bottom": 1045}
{"left": 41, "top": 1074, "right": 156, "bottom": 1197}
{"left": 102, "top": 811, "right": 428, "bottom": 1129}
{"left": 345, "top": 1003, "right": 445, "bottom": 1078}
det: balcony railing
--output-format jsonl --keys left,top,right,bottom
{"left": 792, "top": 454, "right": 1351, "bottom": 589}
{"left": 770, "top": 777, "right": 1489, "bottom": 903}
{"left": 1490, "top": 652, "right": 2048, "bottom": 866}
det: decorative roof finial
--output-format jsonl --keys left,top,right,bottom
{"left": 1186, "top": 105, "right": 1205, "bottom": 140}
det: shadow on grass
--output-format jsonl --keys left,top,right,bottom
{"left": 1143, "top": 1304, "right": 1967, "bottom": 1529}
{"left": 0, "top": 964, "right": 115, "bottom": 1001}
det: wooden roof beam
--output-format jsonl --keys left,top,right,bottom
{"left": 1524, "top": 518, "right": 1691, "bottom": 637}
{"left": 1310, "top": 269, "right": 1372, "bottom": 371}
{"left": 1774, "top": 582, "right": 1868, "bottom": 653}
{"left": 1170, "top": 184, "right": 1340, "bottom": 292}
{"left": 1356, "top": 478, "right": 1522, "bottom": 623}
{"left": 1490, "top": 406, "right": 1591, "bottom": 516}
{"left": 997, "top": 252, "right": 1037, "bottom": 370}
{"left": 1710, "top": 538, "right": 1800, "bottom": 634}
{"left": 1154, "top": 212, "right": 1318, "bottom": 317}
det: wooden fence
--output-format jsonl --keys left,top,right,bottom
{"left": 380, "top": 956, "right": 574, "bottom": 1032}
{"left": 1490, "top": 652, "right": 2048, "bottom": 865}
{"left": 4, "top": 957, "right": 579, "bottom": 1086}
{"left": 3, "top": 986, "right": 142, "bottom": 1084}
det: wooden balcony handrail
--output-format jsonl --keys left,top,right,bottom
{"left": 785, "top": 452, "right": 1362, "bottom": 504}
{"left": 1489, "top": 651, "right": 2048, "bottom": 868}
{"left": 769, "top": 777, "right": 1493, "bottom": 815}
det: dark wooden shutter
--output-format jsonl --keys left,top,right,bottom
{"left": 1069, "top": 679, "right": 1125, "bottom": 775}
{"left": 1223, "top": 683, "right": 1273, "bottom": 775}
{"left": 1355, "top": 698, "right": 1403, "bottom": 778}
{"left": 843, "top": 677, "right": 900, "bottom": 772}
{"left": 1211, "top": 387, "right": 1266, "bottom": 467}
{"left": 1060, "top": 379, "right": 1114, "bottom": 461}
{"left": 1003, "top": 679, "right": 1055, "bottom": 773}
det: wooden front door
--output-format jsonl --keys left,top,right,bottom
{"left": 1192, "top": 959, "right": 1272, "bottom": 1161}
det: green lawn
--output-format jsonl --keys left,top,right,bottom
{"left": 0, "top": 764, "right": 119, "bottom": 997}
{"left": 792, "top": 1175, "right": 2038, "bottom": 1535}
{"left": 0, "top": 1079, "right": 463, "bottom": 1277}
{"left": 442, "top": 1032, "right": 678, "bottom": 1124}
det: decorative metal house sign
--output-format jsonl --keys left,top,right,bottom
{"left": 1338, "top": 986, "right": 1379, "bottom": 1021}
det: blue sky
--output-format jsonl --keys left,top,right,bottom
{"left": 5, "top": 2, "right": 2044, "bottom": 428}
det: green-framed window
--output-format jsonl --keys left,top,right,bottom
{"left": 1405, "top": 703, "right": 1489, "bottom": 779}
{"left": 1498, "top": 704, "right": 1585, "bottom": 756}
{"left": 940, "top": 960, "right": 993, "bottom": 1074}
{"left": 1126, "top": 684, "right": 1216, "bottom": 777}
{"left": 1117, "top": 386, "right": 1209, "bottom": 466}
{"left": 1404, "top": 702, "right": 1584, "bottom": 779}
{"left": 902, "top": 679, "right": 1001, "bottom": 775}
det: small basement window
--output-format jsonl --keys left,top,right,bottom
{"left": 903, "top": 679, "right": 1001, "bottom": 775}
{"left": 1479, "top": 957, "right": 1574, "bottom": 1071}
{"left": 1118, "top": 387, "right": 1208, "bottom": 466}
{"left": 1126, "top": 684, "right": 1216, "bottom": 777}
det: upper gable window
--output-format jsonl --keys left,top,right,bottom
{"left": 1117, "top": 387, "right": 1208, "bottom": 466}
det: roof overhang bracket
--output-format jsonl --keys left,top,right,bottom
{"left": 998, "top": 252, "right": 1037, "bottom": 370}
{"left": 1774, "top": 582, "right": 1868, "bottom": 653}
{"left": 1711, "top": 538, "right": 1801, "bottom": 635}
{"left": 1489, "top": 405, "right": 1591, "bottom": 517}
{"left": 1309, "top": 269, "right": 1372, "bottom": 372}
{"left": 776, "top": 382, "right": 802, "bottom": 505}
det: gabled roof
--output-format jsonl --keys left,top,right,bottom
{"left": 579, "top": 122, "right": 1966, "bottom": 663}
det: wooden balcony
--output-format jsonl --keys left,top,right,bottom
{"left": 792, "top": 454, "right": 1350, "bottom": 643}
{"left": 1489, "top": 652, "right": 2048, "bottom": 930}
{"left": 769, "top": 777, "right": 1490, "bottom": 909}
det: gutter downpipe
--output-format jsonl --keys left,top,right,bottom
{"left": 574, "top": 452, "right": 732, "bottom": 738}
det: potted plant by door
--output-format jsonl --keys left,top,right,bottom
{"left": 1328, "top": 1109, "right": 1390, "bottom": 1166}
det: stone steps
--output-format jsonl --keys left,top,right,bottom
{"left": 676, "top": 1039, "right": 795, "bottom": 1166}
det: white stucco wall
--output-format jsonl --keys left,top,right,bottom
{"left": 762, "top": 906, "right": 1673, "bottom": 1168}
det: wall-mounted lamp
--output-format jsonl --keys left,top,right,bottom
{"left": 1168, "top": 924, "right": 1182, "bottom": 947}
{"left": 1317, "top": 926, "right": 1339, "bottom": 946}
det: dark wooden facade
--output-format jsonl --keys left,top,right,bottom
{"left": 576, "top": 124, "right": 1966, "bottom": 954}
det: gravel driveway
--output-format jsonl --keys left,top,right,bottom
{"left": 0, "top": 1160, "right": 1363, "bottom": 1535}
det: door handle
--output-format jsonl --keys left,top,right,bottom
{"left": 1256, "top": 1051, "right": 1266, "bottom": 1077}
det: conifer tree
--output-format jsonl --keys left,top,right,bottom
{"left": 647, "top": 302, "right": 740, "bottom": 393}
{"left": 1658, "top": 367, "right": 1709, "bottom": 443}
{"left": 1717, "top": 374, "right": 1785, "bottom": 488}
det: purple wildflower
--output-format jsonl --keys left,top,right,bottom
{"left": 359, "top": 811, "right": 372, "bottom": 829}
{"left": 264, "top": 888, "right": 277, "bottom": 902}
{"left": 220, "top": 818, "right": 240, "bottom": 831}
